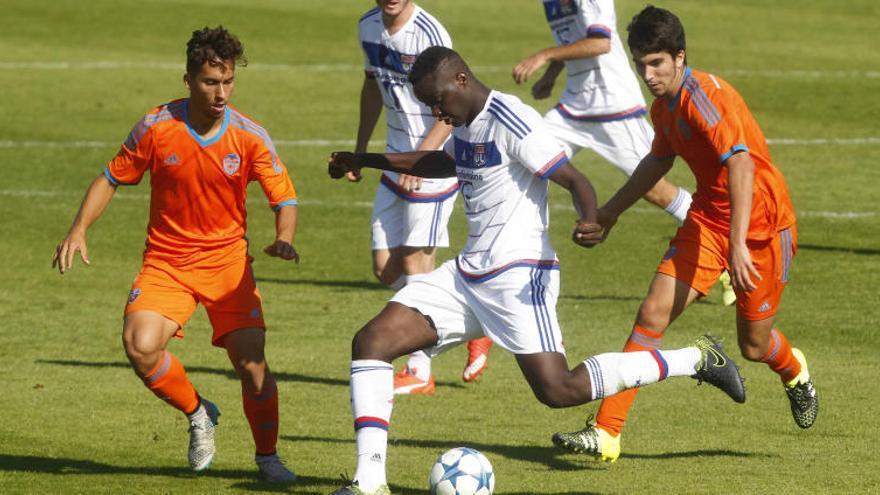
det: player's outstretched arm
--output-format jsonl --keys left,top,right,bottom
{"left": 599, "top": 154, "right": 675, "bottom": 235}
{"left": 263, "top": 204, "right": 299, "bottom": 263}
{"left": 52, "top": 174, "right": 118, "bottom": 274}
{"left": 328, "top": 150, "right": 456, "bottom": 180}
{"left": 349, "top": 76, "right": 384, "bottom": 182}
{"left": 512, "top": 36, "right": 611, "bottom": 84}
{"left": 547, "top": 163, "right": 604, "bottom": 248}
{"left": 396, "top": 119, "right": 456, "bottom": 192}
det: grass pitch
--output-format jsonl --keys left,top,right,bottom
{"left": 1, "top": 1, "right": 879, "bottom": 493}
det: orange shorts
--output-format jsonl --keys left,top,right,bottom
{"left": 124, "top": 240, "right": 265, "bottom": 347}
{"left": 657, "top": 218, "right": 797, "bottom": 320}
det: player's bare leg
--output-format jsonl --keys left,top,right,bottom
{"left": 224, "top": 328, "right": 296, "bottom": 482}
{"left": 736, "top": 314, "right": 817, "bottom": 428}
{"left": 122, "top": 310, "right": 218, "bottom": 471}
{"left": 344, "top": 303, "right": 440, "bottom": 494}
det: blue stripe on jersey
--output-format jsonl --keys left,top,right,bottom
{"left": 685, "top": 79, "right": 721, "bottom": 128}
{"left": 229, "top": 110, "right": 282, "bottom": 173}
{"left": 586, "top": 25, "right": 612, "bottom": 38}
{"left": 124, "top": 101, "right": 184, "bottom": 150}
{"left": 543, "top": 0, "right": 579, "bottom": 22}
{"left": 361, "top": 41, "right": 416, "bottom": 74}
{"left": 453, "top": 137, "right": 503, "bottom": 169}
{"left": 719, "top": 144, "right": 749, "bottom": 163}
{"left": 413, "top": 17, "right": 439, "bottom": 46}
{"left": 415, "top": 12, "right": 444, "bottom": 46}
{"left": 359, "top": 7, "right": 380, "bottom": 22}
{"left": 488, "top": 100, "right": 531, "bottom": 139}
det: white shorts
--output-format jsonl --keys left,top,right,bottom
{"left": 543, "top": 108, "right": 654, "bottom": 177}
{"left": 371, "top": 182, "right": 456, "bottom": 250}
{"left": 390, "top": 259, "right": 565, "bottom": 356}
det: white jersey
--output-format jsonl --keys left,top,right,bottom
{"left": 359, "top": 5, "right": 458, "bottom": 199}
{"left": 542, "top": 0, "right": 646, "bottom": 120}
{"left": 443, "top": 91, "right": 570, "bottom": 281}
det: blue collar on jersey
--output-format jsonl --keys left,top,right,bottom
{"left": 667, "top": 66, "right": 693, "bottom": 112}
{"left": 183, "top": 99, "right": 229, "bottom": 147}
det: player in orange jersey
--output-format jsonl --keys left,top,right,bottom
{"left": 52, "top": 26, "right": 298, "bottom": 483}
{"left": 552, "top": 6, "right": 819, "bottom": 461}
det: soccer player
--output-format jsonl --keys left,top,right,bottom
{"left": 52, "top": 27, "right": 298, "bottom": 482}
{"left": 354, "top": 0, "right": 493, "bottom": 395}
{"left": 552, "top": 6, "right": 819, "bottom": 463}
{"left": 513, "top": 0, "right": 737, "bottom": 305}
{"left": 326, "top": 46, "right": 746, "bottom": 495}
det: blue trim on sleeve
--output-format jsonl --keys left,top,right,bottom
{"left": 720, "top": 144, "right": 749, "bottom": 163}
{"left": 103, "top": 168, "right": 120, "bottom": 185}
{"left": 272, "top": 199, "right": 298, "bottom": 211}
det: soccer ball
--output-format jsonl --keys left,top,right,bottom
{"left": 429, "top": 447, "right": 495, "bottom": 495}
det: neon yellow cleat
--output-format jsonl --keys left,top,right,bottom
{"left": 784, "top": 348, "right": 818, "bottom": 429}
{"left": 552, "top": 417, "right": 621, "bottom": 463}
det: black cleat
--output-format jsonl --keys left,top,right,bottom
{"left": 691, "top": 335, "right": 746, "bottom": 403}
{"left": 785, "top": 348, "right": 818, "bottom": 429}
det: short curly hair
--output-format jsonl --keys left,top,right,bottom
{"left": 186, "top": 26, "right": 246, "bottom": 74}
{"left": 626, "top": 5, "right": 686, "bottom": 57}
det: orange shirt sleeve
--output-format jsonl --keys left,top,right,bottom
{"left": 105, "top": 116, "right": 155, "bottom": 185}
{"left": 248, "top": 134, "right": 298, "bottom": 211}
{"left": 685, "top": 80, "right": 750, "bottom": 164}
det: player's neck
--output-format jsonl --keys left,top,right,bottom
{"left": 187, "top": 101, "right": 225, "bottom": 139}
{"left": 668, "top": 65, "right": 688, "bottom": 98}
{"left": 383, "top": 2, "right": 415, "bottom": 34}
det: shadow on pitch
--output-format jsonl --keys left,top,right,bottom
{"left": 255, "top": 277, "right": 386, "bottom": 291}
{"left": 0, "top": 454, "right": 254, "bottom": 480}
{"left": 798, "top": 243, "right": 880, "bottom": 256}
{"left": 35, "top": 359, "right": 349, "bottom": 387}
{"left": 560, "top": 294, "right": 642, "bottom": 302}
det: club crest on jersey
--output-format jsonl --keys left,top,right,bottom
{"left": 401, "top": 54, "right": 417, "bottom": 72}
{"left": 473, "top": 144, "right": 487, "bottom": 167}
{"left": 677, "top": 118, "right": 693, "bottom": 139}
{"left": 559, "top": 0, "right": 575, "bottom": 15}
{"left": 223, "top": 153, "right": 241, "bottom": 175}
{"left": 127, "top": 288, "right": 141, "bottom": 304}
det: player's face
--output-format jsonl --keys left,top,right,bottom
{"left": 414, "top": 72, "right": 469, "bottom": 127}
{"left": 633, "top": 50, "right": 685, "bottom": 98}
{"left": 376, "top": 0, "right": 410, "bottom": 18}
{"left": 184, "top": 59, "right": 236, "bottom": 121}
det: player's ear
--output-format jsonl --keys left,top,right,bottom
{"left": 674, "top": 50, "right": 686, "bottom": 69}
{"left": 183, "top": 73, "right": 191, "bottom": 90}
{"left": 455, "top": 71, "right": 468, "bottom": 87}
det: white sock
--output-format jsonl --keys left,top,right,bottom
{"left": 351, "top": 359, "right": 394, "bottom": 491}
{"left": 583, "top": 347, "right": 701, "bottom": 400}
{"left": 405, "top": 350, "right": 432, "bottom": 380}
{"left": 664, "top": 187, "right": 693, "bottom": 224}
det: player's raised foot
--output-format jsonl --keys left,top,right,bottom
{"left": 784, "top": 348, "right": 818, "bottom": 429}
{"left": 392, "top": 366, "right": 435, "bottom": 395}
{"left": 719, "top": 271, "right": 737, "bottom": 306}
{"left": 463, "top": 337, "right": 493, "bottom": 382}
{"left": 329, "top": 479, "right": 391, "bottom": 495}
{"left": 551, "top": 417, "right": 620, "bottom": 463}
{"left": 691, "top": 335, "right": 746, "bottom": 403}
{"left": 256, "top": 453, "right": 297, "bottom": 483}
{"left": 187, "top": 398, "right": 221, "bottom": 471}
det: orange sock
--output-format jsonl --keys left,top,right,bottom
{"left": 141, "top": 351, "right": 200, "bottom": 414}
{"left": 243, "top": 372, "right": 279, "bottom": 456}
{"left": 761, "top": 328, "right": 801, "bottom": 383}
{"left": 595, "top": 324, "right": 664, "bottom": 436}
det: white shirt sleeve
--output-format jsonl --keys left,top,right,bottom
{"left": 578, "top": 0, "right": 616, "bottom": 38}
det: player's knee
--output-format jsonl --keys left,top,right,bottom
{"left": 531, "top": 379, "right": 578, "bottom": 409}
{"left": 351, "top": 323, "right": 395, "bottom": 361}
{"left": 636, "top": 300, "right": 670, "bottom": 331}
{"left": 738, "top": 340, "right": 768, "bottom": 362}
{"left": 122, "top": 328, "right": 162, "bottom": 372}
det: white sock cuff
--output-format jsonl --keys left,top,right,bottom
{"left": 665, "top": 187, "right": 693, "bottom": 223}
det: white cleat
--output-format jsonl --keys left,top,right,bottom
{"left": 187, "top": 399, "right": 220, "bottom": 471}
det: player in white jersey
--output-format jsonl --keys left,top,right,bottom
{"left": 326, "top": 46, "right": 746, "bottom": 495}
{"left": 354, "top": 0, "right": 494, "bottom": 395}
{"left": 513, "top": 0, "right": 736, "bottom": 304}
{"left": 513, "top": 0, "right": 692, "bottom": 222}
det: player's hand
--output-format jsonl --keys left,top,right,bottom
{"left": 397, "top": 173, "right": 422, "bottom": 192}
{"left": 513, "top": 51, "right": 548, "bottom": 84}
{"left": 531, "top": 76, "right": 554, "bottom": 100}
{"left": 595, "top": 207, "right": 618, "bottom": 241}
{"left": 52, "top": 229, "right": 90, "bottom": 274}
{"left": 572, "top": 221, "right": 604, "bottom": 248}
{"left": 345, "top": 169, "right": 363, "bottom": 182}
{"left": 728, "top": 241, "right": 760, "bottom": 292}
{"left": 263, "top": 240, "right": 300, "bottom": 263}
{"left": 328, "top": 152, "right": 360, "bottom": 180}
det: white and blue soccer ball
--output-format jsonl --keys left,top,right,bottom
{"left": 429, "top": 447, "right": 495, "bottom": 495}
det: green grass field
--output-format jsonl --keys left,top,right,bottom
{"left": 1, "top": 0, "right": 879, "bottom": 493}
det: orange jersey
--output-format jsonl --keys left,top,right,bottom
{"left": 105, "top": 99, "right": 297, "bottom": 256}
{"left": 650, "top": 68, "right": 795, "bottom": 240}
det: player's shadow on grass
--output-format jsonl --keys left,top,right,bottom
{"left": 35, "top": 359, "right": 349, "bottom": 387}
{"left": 0, "top": 454, "right": 253, "bottom": 479}
{"left": 798, "top": 243, "right": 880, "bottom": 256}
{"left": 561, "top": 294, "right": 642, "bottom": 302}
{"left": 255, "top": 277, "right": 387, "bottom": 291}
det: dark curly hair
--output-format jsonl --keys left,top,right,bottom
{"left": 626, "top": 6, "right": 686, "bottom": 58}
{"left": 186, "top": 26, "right": 246, "bottom": 74}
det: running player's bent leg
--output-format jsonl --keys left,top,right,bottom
{"left": 350, "top": 303, "right": 441, "bottom": 493}
{"left": 224, "top": 328, "right": 279, "bottom": 456}
{"left": 122, "top": 310, "right": 200, "bottom": 414}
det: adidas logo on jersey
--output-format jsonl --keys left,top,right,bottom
{"left": 163, "top": 153, "right": 179, "bottom": 165}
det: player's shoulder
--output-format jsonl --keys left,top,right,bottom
{"left": 485, "top": 91, "right": 542, "bottom": 140}
{"left": 682, "top": 68, "right": 745, "bottom": 123}
{"left": 685, "top": 68, "right": 739, "bottom": 103}
{"left": 227, "top": 106, "right": 275, "bottom": 145}
{"left": 411, "top": 5, "right": 451, "bottom": 46}
{"left": 358, "top": 7, "right": 382, "bottom": 35}
{"left": 124, "top": 99, "right": 185, "bottom": 149}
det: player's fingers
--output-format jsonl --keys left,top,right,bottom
{"left": 52, "top": 245, "right": 61, "bottom": 270}
{"left": 80, "top": 245, "right": 90, "bottom": 266}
